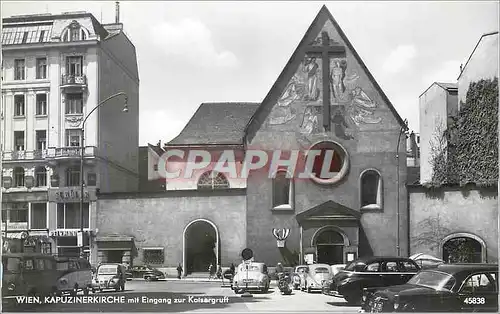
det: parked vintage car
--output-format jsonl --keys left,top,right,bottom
{"left": 361, "top": 263, "right": 498, "bottom": 313}
{"left": 409, "top": 253, "right": 444, "bottom": 270}
{"left": 143, "top": 268, "right": 165, "bottom": 281}
{"left": 300, "top": 263, "right": 332, "bottom": 293}
{"left": 91, "top": 263, "right": 126, "bottom": 292}
{"left": 324, "top": 257, "right": 420, "bottom": 304}
{"left": 55, "top": 257, "right": 92, "bottom": 296}
{"left": 331, "top": 264, "right": 347, "bottom": 276}
{"left": 2, "top": 253, "right": 60, "bottom": 307}
{"left": 292, "top": 265, "right": 309, "bottom": 290}
{"left": 232, "top": 262, "right": 270, "bottom": 293}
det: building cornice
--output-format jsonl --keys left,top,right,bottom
{"left": 2, "top": 40, "right": 99, "bottom": 51}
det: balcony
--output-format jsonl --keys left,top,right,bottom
{"left": 46, "top": 146, "right": 97, "bottom": 163}
{"left": 2, "top": 150, "right": 48, "bottom": 161}
{"left": 60, "top": 74, "right": 87, "bottom": 91}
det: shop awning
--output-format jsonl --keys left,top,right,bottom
{"left": 2, "top": 231, "right": 29, "bottom": 239}
{"left": 96, "top": 234, "right": 134, "bottom": 250}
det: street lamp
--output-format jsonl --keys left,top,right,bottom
{"left": 395, "top": 119, "right": 408, "bottom": 257}
{"left": 79, "top": 92, "right": 128, "bottom": 259}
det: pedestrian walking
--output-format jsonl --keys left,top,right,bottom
{"left": 176, "top": 263, "right": 183, "bottom": 279}
{"left": 208, "top": 263, "right": 214, "bottom": 279}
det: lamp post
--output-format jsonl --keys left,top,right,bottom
{"left": 79, "top": 92, "right": 128, "bottom": 259}
{"left": 395, "top": 119, "right": 408, "bottom": 257}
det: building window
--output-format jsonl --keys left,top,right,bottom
{"left": 65, "top": 93, "right": 83, "bottom": 114}
{"left": 65, "top": 166, "right": 80, "bottom": 187}
{"left": 272, "top": 171, "right": 293, "bottom": 209}
{"left": 30, "top": 203, "right": 47, "bottom": 229}
{"left": 36, "top": 130, "right": 47, "bottom": 151}
{"left": 308, "top": 141, "right": 349, "bottom": 185}
{"left": 22, "top": 32, "right": 28, "bottom": 44}
{"left": 36, "top": 58, "right": 47, "bottom": 79}
{"left": 14, "top": 131, "right": 25, "bottom": 151}
{"left": 14, "top": 95, "right": 25, "bottom": 116}
{"left": 143, "top": 248, "right": 164, "bottom": 265}
{"left": 65, "top": 129, "right": 81, "bottom": 147}
{"left": 443, "top": 236, "right": 483, "bottom": 263}
{"left": 36, "top": 94, "right": 47, "bottom": 115}
{"left": 35, "top": 166, "right": 47, "bottom": 187}
{"left": 66, "top": 56, "right": 83, "bottom": 76}
{"left": 14, "top": 59, "right": 25, "bottom": 80}
{"left": 6, "top": 203, "right": 29, "bottom": 222}
{"left": 13, "top": 167, "right": 25, "bottom": 187}
{"left": 197, "top": 171, "right": 230, "bottom": 190}
{"left": 360, "top": 169, "right": 383, "bottom": 210}
{"left": 39, "top": 30, "right": 46, "bottom": 43}
{"left": 57, "top": 203, "right": 89, "bottom": 229}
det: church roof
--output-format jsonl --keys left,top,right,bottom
{"left": 166, "top": 102, "right": 260, "bottom": 146}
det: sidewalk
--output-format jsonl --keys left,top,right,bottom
{"left": 131, "top": 277, "right": 279, "bottom": 285}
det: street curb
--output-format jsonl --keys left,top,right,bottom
{"left": 131, "top": 278, "right": 280, "bottom": 285}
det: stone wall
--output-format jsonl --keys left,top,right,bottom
{"left": 409, "top": 185, "right": 498, "bottom": 263}
{"left": 96, "top": 190, "right": 247, "bottom": 273}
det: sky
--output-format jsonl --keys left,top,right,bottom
{"left": 2, "top": 1, "right": 499, "bottom": 146}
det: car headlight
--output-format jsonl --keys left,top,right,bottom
{"left": 8, "top": 283, "right": 16, "bottom": 291}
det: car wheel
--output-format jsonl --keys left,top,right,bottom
{"left": 344, "top": 293, "right": 361, "bottom": 305}
{"left": 307, "top": 286, "right": 311, "bottom": 293}
{"left": 92, "top": 288, "right": 96, "bottom": 294}
{"left": 83, "top": 287, "right": 89, "bottom": 296}
{"left": 294, "top": 284, "right": 299, "bottom": 290}
{"left": 121, "top": 283, "right": 125, "bottom": 292}
{"left": 71, "top": 285, "right": 78, "bottom": 297}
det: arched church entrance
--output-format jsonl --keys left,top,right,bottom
{"left": 442, "top": 236, "right": 484, "bottom": 263}
{"left": 183, "top": 219, "right": 219, "bottom": 275}
{"left": 313, "top": 227, "right": 345, "bottom": 265}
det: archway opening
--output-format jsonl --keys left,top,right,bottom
{"left": 314, "top": 229, "right": 344, "bottom": 265}
{"left": 443, "top": 237, "right": 482, "bottom": 263}
{"left": 185, "top": 221, "right": 217, "bottom": 274}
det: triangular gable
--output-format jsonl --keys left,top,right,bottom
{"left": 244, "top": 5, "right": 407, "bottom": 143}
{"left": 295, "top": 200, "right": 361, "bottom": 223}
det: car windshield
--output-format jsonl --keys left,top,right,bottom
{"left": 407, "top": 271, "right": 456, "bottom": 291}
{"left": 98, "top": 265, "right": 118, "bottom": 274}
{"left": 2, "top": 257, "right": 21, "bottom": 272}
{"left": 314, "top": 267, "right": 330, "bottom": 274}
{"left": 344, "top": 261, "right": 360, "bottom": 271}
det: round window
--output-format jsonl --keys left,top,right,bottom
{"left": 306, "top": 141, "right": 349, "bottom": 185}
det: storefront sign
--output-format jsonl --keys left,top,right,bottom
{"left": 49, "top": 230, "right": 92, "bottom": 237}
{"left": 48, "top": 188, "right": 97, "bottom": 203}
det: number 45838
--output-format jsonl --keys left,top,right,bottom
{"left": 463, "top": 297, "right": 485, "bottom": 305}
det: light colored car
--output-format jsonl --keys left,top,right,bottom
{"left": 91, "top": 263, "right": 126, "bottom": 292}
{"left": 300, "top": 263, "right": 332, "bottom": 293}
{"left": 232, "top": 262, "right": 270, "bottom": 293}
{"left": 331, "top": 264, "right": 346, "bottom": 276}
{"left": 292, "top": 265, "right": 309, "bottom": 290}
{"left": 55, "top": 257, "right": 93, "bottom": 296}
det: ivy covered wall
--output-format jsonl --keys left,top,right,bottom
{"left": 429, "top": 77, "right": 498, "bottom": 187}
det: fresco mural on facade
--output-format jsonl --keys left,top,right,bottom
{"left": 267, "top": 29, "right": 383, "bottom": 140}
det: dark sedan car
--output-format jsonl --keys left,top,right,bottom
{"left": 323, "top": 257, "right": 420, "bottom": 304}
{"left": 361, "top": 263, "right": 498, "bottom": 312}
{"left": 131, "top": 265, "right": 165, "bottom": 281}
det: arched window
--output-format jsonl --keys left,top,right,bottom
{"left": 197, "top": 171, "right": 229, "bottom": 190}
{"left": 35, "top": 166, "right": 47, "bottom": 187}
{"left": 272, "top": 171, "right": 293, "bottom": 209}
{"left": 62, "top": 21, "right": 87, "bottom": 42}
{"left": 65, "top": 166, "right": 80, "bottom": 187}
{"left": 443, "top": 236, "right": 484, "bottom": 263}
{"left": 13, "top": 167, "right": 25, "bottom": 187}
{"left": 360, "top": 169, "right": 383, "bottom": 210}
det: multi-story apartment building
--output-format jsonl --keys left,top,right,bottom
{"left": 1, "top": 5, "right": 139, "bottom": 263}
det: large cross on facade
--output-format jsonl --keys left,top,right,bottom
{"left": 305, "top": 31, "right": 346, "bottom": 131}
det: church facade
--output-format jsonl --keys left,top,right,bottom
{"left": 94, "top": 6, "right": 410, "bottom": 275}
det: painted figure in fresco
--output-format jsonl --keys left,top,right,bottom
{"left": 269, "top": 75, "right": 300, "bottom": 125}
{"left": 299, "top": 106, "right": 320, "bottom": 135}
{"left": 330, "top": 60, "right": 348, "bottom": 101}
{"left": 302, "top": 57, "right": 320, "bottom": 101}
{"left": 331, "top": 107, "right": 354, "bottom": 140}
{"left": 348, "top": 87, "right": 382, "bottom": 125}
